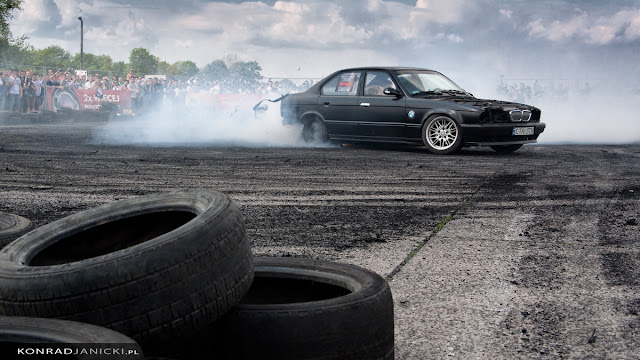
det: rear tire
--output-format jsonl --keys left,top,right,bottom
{"left": 302, "top": 117, "right": 328, "bottom": 144}
{"left": 490, "top": 144, "right": 523, "bottom": 153}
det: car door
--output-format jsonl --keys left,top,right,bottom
{"left": 317, "top": 71, "right": 363, "bottom": 137}
{"left": 356, "top": 70, "right": 407, "bottom": 140}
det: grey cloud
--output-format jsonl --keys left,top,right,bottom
{"left": 16, "top": 0, "right": 62, "bottom": 36}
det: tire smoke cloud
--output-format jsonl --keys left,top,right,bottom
{"left": 92, "top": 98, "right": 308, "bottom": 147}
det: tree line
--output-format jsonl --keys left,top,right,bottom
{"left": 1, "top": 1, "right": 262, "bottom": 83}
{"left": 2, "top": 44, "right": 263, "bottom": 82}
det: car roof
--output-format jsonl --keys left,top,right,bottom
{"left": 336, "top": 66, "right": 439, "bottom": 73}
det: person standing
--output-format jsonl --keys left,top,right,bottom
{"left": 6, "top": 70, "right": 22, "bottom": 112}
{"left": 47, "top": 73, "right": 61, "bottom": 88}
{"left": 0, "top": 71, "right": 6, "bottom": 110}
{"left": 34, "top": 74, "right": 44, "bottom": 111}
{"left": 84, "top": 75, "right": 94, "bottom": 90}
{"left": 20, "top": 70, "right": 29, "bottom": 113}
{"left": 127, "top": 78, "right": 139, "bottom": 115}
{"left": 23, "top": 74, "right": 36, "bottom": 112}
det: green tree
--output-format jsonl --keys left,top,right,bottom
{"left": 31, "top": 45, "right": 71, "bottom": 68}
{"left": 0, "top": 0, "right": 22, "bottom": 40}
{"left": 0, "top": 0, "right": 29, "bottom": 63}
{"left": 229, "top": 60, "right": 262, "bottom": 84}
{"left": 201, "top": 59, "right": 229, "bottom": 80}
{"left": 111, "top": 61, "right": 128, "bottom": 77}
{"left": 169, "top": 60, "right": 198, "bottom": 76}
{"left": 129, "top": 47, "right": 158, "bottom": 75}
{"left": 156, "top": 60, "right": 171, "bottom": 75}
{"left": 0, "top": 35, "right": 32, "bottom": 64}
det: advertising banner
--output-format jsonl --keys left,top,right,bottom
{"left": 46, "top": 87, "right": 132, "bottom": 114}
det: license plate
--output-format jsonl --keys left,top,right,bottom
{"left": 513, "top": 127, "right": 534, "bottom": 136}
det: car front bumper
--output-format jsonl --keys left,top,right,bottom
{"left": 460, "top": 122, "right": 546, "bottom": 146}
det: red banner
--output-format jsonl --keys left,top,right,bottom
{"left": 46, "top": 87, "right": 132, "bottom": 114}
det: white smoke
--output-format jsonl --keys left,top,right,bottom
{"left": 450, "top": 49, "right": 640, "bottom": 145}
{"left": 92, "top": 96, "right": 309, "bottom": 147}
{"left": 533, "top": 95, "right": 640, "bottom": 145}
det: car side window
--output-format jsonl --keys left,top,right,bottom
{"left": 364, "top": 71, "right": 397, "bottom": 96}
{"left": 321, "top": 71, "right": 361, "bottom": 96}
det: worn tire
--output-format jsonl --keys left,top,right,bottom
{"left": 193, "top": 257, "right": 394, "bottom": 360}
{"left": 0, "top": 189, "right": 254, "bottom": 347}
{"left": 0, "top": 316, "right": 143, "bottom": 359}
{"left": 302, "top": 116, "right": 329, "bottom": 144}
{"left": 0, "top": 212, "right": 35, "bottom": 249}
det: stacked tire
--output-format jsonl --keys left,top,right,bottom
{"left": 0, "top": 212, "right": 35, "bottom": 249}
{"left": 0, "top": 316, "right": 143, "bottom": 359}
{"left": 0, "top": 190, "right": 394, "bottom": 360}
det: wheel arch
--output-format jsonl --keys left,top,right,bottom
{"left": 419, "top": 109, "right": 464, "bottom": 128}
{"left": 299, "top": 110, "right": 325, "bottom": 125}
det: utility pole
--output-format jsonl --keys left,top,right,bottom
{"left": 78, "top": 16, "right": 84, "bottom": 70}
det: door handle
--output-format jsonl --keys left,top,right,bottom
{"left": 323, "top": 102, "right": 330, "bottom": 107}
{"left": 360, "top": 103, "right": 370, "bottom": 107}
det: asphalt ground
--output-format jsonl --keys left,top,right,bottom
{"left": 0, "top": 121, "right": 638, "bottom": 359}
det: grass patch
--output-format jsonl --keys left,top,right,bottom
{"left": 386, "top": 214, "right": 453, "bottom": 281}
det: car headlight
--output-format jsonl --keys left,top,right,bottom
{"left": 509, "top": 110, "right": 532, "bottom": 122}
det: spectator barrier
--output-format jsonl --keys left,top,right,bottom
{"left": 46, "top": 87, "right": 133, "bottom": 114}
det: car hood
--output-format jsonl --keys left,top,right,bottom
{"left": 450, "top": 97, "right": 537, "bottom": 110}
{"left": 414, "top": 94, "right": 538, "bottom": 111}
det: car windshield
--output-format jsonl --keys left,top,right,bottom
{"left": 394, "top": 70, "right": 465, "bottom": 95}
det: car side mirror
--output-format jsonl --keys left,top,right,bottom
{"left": 383, "top": 87, "right": 403, "bottom": 98}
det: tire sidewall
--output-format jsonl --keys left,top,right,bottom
{"left": 0, "top": 316, "right": 143, "bottom": 359}
{"left": 302, "top": 117, "right": 328, "bottom": 144}
{"left": 210, "top": 257, "right": 395, "bottom": 360}
{"left": 0, "top": 213, "right": 34, "bottom": 249}
{"left": 0, "top": 190, "right": 229, "bottom": 274}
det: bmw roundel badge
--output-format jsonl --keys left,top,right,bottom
{"left": 408, "top": 110, "right": 416, "bottom": 119}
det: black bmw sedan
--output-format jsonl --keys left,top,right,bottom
{"left": 280, "top": 67, "right": 545, "bottom": 154}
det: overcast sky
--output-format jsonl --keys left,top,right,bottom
{"left": 8, "top": 0, "right": 640, "bottom": 80}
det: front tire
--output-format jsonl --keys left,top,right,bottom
{"left": 490, "top": 144, "right": 523, "bottom": 154}
{"left": 302, "top": 117, "right": 328, "bottom": 144}
{"left": 422, "top": 115, "right": 462, "bottom": 155}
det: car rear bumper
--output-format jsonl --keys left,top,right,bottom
{"left": 460, "top": 122, "right": 546, "bottom": 146}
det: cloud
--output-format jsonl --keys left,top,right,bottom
{"left": 9, "top": 0, "right": 160, "bottom": 61}
{"left": 527, "top": 8, "right": 640, "bottom": 45}
{"left": 9, "top": 0, "right": 61, "bottom": 35}
{"left": 7, "top": 0, "right": 640, "bottom": 79}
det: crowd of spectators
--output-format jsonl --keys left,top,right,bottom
{"left": 0, "top": 69, "right": 45, "bottom": 113}
{"left": 1, "top": 67, "right": 316, "bottom": 114}
{"left": 496, "top": 78, "right": 594, "bottom": 104}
